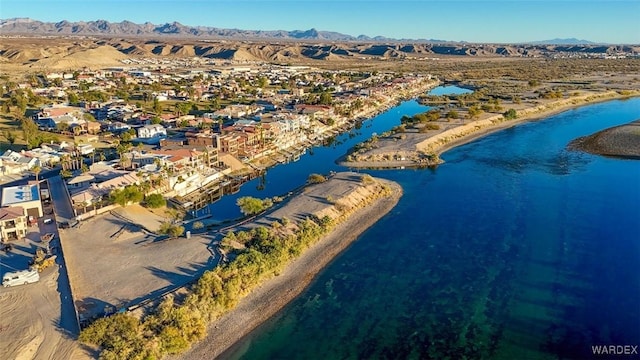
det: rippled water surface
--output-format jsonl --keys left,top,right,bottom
{"left": 220, "top": 99, "right": 640, "bottom": 360}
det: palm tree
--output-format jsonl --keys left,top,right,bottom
{"left": 31, "top": 165, "right": 41, "bottom": 183}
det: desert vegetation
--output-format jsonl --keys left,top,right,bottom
{"left": 79, "top": 174, "right": 394, "bottom": 359}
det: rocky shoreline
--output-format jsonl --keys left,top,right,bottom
{"left": 568, "top": 119, "right": 640, "bottom": 159}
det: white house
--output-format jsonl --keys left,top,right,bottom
{"left": 137, "top": 124, "right": 167, "bottom": 139}
{"left": 76, "top": 143, "right": 95, "bottom": 155}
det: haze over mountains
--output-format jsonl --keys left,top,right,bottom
{"left": 0, "top": 18, "right": 603, "bottom": 45}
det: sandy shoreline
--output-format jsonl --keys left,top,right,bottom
{"left": 434, "top": 93, "right": 640, "bottom": 158}
{"left": 339, "top": 92, "right": 640, "bottom": 168}
{"left": 173, "top": 179, "right": 403, "bottom": 360}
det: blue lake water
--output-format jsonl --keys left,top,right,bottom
{"left": 428, "top": 85, "right": 474, "bottom": 96}
{"left": 216, "top": 98, "right": 640, "bottom": 359}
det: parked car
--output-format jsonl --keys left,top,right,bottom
{"left": 59, "top": 219, "right": 79, "bottom": 229}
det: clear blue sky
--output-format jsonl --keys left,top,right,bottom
{"left": 1, "top": 0, "right": 639, "bottom": 44}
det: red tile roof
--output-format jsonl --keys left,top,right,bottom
{"left": 0, "top": 207, "right": 25, "bottom": 221}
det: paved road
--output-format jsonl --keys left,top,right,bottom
{"left": 47, "top": 175, "right": 75, "bottom": 223}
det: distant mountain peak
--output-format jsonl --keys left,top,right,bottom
{"left": 528, "top": 38, "right": 597, "bottom": 45}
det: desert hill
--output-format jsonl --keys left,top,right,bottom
{"left": 1, "top": 35, "right": 638, "bottom": 72}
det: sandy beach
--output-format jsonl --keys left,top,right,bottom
{"left": 173, "top": 176, "right": 403, "bottom": 360}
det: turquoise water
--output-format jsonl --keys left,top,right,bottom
{"left": 218, "top": 98, "right": 640, "bottom": 359}
{"left": 428, "top": 85, "right": 474, "bottom": 96}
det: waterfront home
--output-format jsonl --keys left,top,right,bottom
{"left": 70, "top": 172, "right": 140, "bottom": 212}
{"left": 1, "top": 184, "right": 43, "bottom": 218}
{"left": 186, "top": 129, "right": 216, "bottom": 147}
{"left": 67, "top": 174, "right": 96, "bottom": 192}
{"left": 294, "top": 104, "right": 334, "bottom": 120}
{"left": 129, "top": 151, "right": 171, "bottom": 169}
{"left": 0, "top": 207, "right": 28, "bottom": 242}
{"left": 214, "top": 133, "right": 242, "bottom": 156}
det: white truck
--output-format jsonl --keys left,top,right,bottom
{"left": 2, "top": 269, "right": 40, "bottom": 287}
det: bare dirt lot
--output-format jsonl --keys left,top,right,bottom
{"left": 0, "top": 227, "right": 89, "bottom": 360}
{"left": 62, "top": 211, "right": 218, "bottom": 321}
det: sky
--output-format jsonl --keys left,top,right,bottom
{"left": 1, "top": 0, "right": 639, "bottom": 44}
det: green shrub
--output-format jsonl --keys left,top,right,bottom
{"left": 503, "top": 108, "right": 518, "bottom": 120}
{"left": 307, "top": 173, "right": 327, "bottom": 184}
{"left": 145, "top": 194, "right": 166, "bottom": 208}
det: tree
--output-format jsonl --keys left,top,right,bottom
{"left": 56, "top": 121, "right": 69, "bottom": 133}
{"left": 83, "top": 113, "right": 96, "bottom": 122}
{"left": 3, "top": 130, "right": 17, "bottom": 149}
{"left": 258, "top": 76, "right": 269, "bottom": 88}
{"left": 145, "top": 194, "right": 166, "bottom": 208}
{"left": 174, "top": 102, "right": 191, "bottom": 117}
{"left": 21, "top": 118, "right": 41, "bottom": 149}
{"left": 157, "top": 222, "right": 185, "bottom": 238}
{"left": 319, "top": 92, "right": 332, "bottom": 105}
{"left": 110, "top": 185, "right": 143, "bottom": 207}
{"left": 31, "top": 165, "right": 41, "bottom": 183}
{"left": 67, "top": 92, "right": 79, "bottom": 104}
{"left": 236, "top": 196, "right": 269, "bottom": 216}
{"left": 61, "top": 169, "right": 72, "bottom": 178}
{"left": 153, "top": 98, "right": 163, "bottom": 114}
{"left": 168, "top": 225, "right": 185, "bottom": 238}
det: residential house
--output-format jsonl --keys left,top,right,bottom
{"left": 294, "top": 104, "right": 334, "bottom": 121}
{"left": 71, "top": 172, "right": 140, "bottom": 211}
{"left": 214, "top": 133, "right": 242, "bottom": 156}
{"left": 0, "top": 207, "right": 28, "bottom": 242}
{"left": 0, "top": 150, "right": 40, "bottom": 176}
{"left": 84, "top": 121, "right": 102, "bottom": 134}
{"left": 186, "top": 130, "right": 215, "bottom": 147}
{"left": 1, "top": 184, "right": 43, "bottom": 218}
{"left": 107, "top": 121, "right": 131, "bottom": 133}
{"left": 137, "top": 124, "right": 167, "bottom": 139}
{"left": 76, "top": 143, "right": 95, "bottom": 155}
{"left": 67, "top": 174, "right": 96, "bottom": 193}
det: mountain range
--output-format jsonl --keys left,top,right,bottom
{"left": 0, "top": 18, "right": 410, "bottom": 42}
{"left": 0, "top": 18, "right": 590, "bottom": 44}
{"left": 2, "top": 18, "right": 637, "bottom": 71}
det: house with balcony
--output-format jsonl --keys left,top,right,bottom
{"left": 0, "top": 207, "right": 28, "bottom": 242}
{"left": 1, "top": 184, "right": 42, "bottom": 219}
